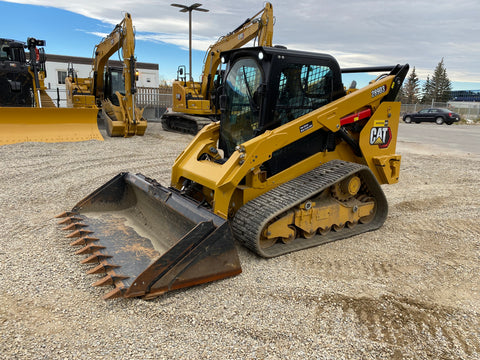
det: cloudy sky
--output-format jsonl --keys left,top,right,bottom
{"left": 1, "top": 0, "right": 479, "bottom": 89}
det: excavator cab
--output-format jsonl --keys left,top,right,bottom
{"left": 103, "top": 67, "right": 124, "bottom": 106}
{"left": 0, "top": 39, "right": 32, "bottom": 107}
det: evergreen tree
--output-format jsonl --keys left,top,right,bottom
{"left": 421, "top": 59, "right": 452, "bottom": 104}
{"left": 430, "top": 58, "right": 452, "bottom": 102}
{"left": 403, "top": 67, "right": 420, "bottom": 103}
{"left": 422, "top": 75, "right": 432, "bottom": 104}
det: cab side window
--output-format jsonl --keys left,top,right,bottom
{"left": 275, "top": 64, "right": 333, "bottom": 126}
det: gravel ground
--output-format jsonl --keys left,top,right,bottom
{"left": 0, "top": 122, "right": 479, "bottom": 359}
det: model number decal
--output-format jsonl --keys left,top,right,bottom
{"left": 299, "top": 121, "right": 313, "bottom": 133}
{"left": 371, "top": 85, "right": 387, "bottom": 98}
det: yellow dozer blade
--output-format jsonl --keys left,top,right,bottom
{"left": 56, "top": 173, "right": 242, "bottom": 300}
{"left": 0, "top": 107, "right": 103, "bottom": 146}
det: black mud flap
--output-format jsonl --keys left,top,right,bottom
{"left": 56, "top": 173, "right": 241, "bottom": 300}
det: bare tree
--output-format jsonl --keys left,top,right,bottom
{"left": 403, "top": 67, "right": 420, "bottom": 103}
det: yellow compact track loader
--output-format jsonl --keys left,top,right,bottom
{"left": 57, "top": 46, "right": 408, "bottom": 299}
{"left": 161, "top": 3, "right": 274, "bottom": 134}
{"left": 66, "top": 13, "right": 147, "bottom": 137}
{"left": 0, "top": 38, "right": 102, "bottom": 146}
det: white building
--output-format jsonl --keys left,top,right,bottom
{"left": 43, "top": 53, "right": 159, "bottom": 107}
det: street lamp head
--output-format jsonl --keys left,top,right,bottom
{"left": 171, "top": 3, "right": 209, "bottom": 12}
{"left": 171, "top": 3, "right": 209, "bottom": 82}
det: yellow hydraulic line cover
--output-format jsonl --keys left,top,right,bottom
{"left": 0, "top": 107, "right": 104, "bottom": 146}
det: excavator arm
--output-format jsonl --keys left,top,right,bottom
{"left": 199, "top": 2, "right": 274, "bottom": 100}
{"left": 66, "top": 13, "right": 146, "bottom": 137}
{"left": 92, "top": 13, "right": 136, "bottom": 103}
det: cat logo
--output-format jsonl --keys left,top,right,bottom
{"left": 369, "top": 120, "right": 392, "bottom": 148}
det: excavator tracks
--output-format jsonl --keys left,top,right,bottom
{"left": 161, "top": 112, "right": 213, "bottom": 134}
{"left": 232, "top": 160, "right": 388, "bottom": 258}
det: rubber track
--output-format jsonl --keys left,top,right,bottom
{"left": 232, "top": 160, "right": 388, "bottom": 258}
{"left": 161, "top": 113, "right": 212, "bottom": 134}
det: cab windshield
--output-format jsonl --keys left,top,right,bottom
{"left": 220, "top": 57, "right": 263, "bottom": 157}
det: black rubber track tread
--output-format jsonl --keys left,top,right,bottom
{"left": 161, "top": 113, "right": 212, "bottom": 134}
{"left": 232, "top": 160, "right": 388, "bottom": 258}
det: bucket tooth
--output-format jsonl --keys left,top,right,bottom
{"left": 66, "top": 229, "right": 94, "bottom": 238}
{"left": 55, "top": 211, "right": 79, "bottom": 218}
{"left": 56, "top": 172, "right": 243, "bottom": 300}
{"left": 93, "top": 274, "right": 129, "bottom": 287}
{"left": 87, "top": 263, "right": 120, "bottom": 275}
{"left": 57, "top": 216, "right": 83, "bottom": 225}
{"left": 103, "top": 286, "right": 127, "bottom": 300}
{"left": 62, "top": 222, "right": 88, "bottom": 231}
{"left": 75, "top": 244, "right": 106, "bottom": 255}
{"left": 80, "top": 253, "right": 112, "bottom": 264}
{"left": 70, "top": 236, "right": 99, "bottom": 246}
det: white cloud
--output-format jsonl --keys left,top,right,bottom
{"left": 4, "top": 0, "right": 480, "bottom": 84}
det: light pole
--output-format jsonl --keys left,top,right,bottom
{"left": 171, "top": 3, "right": 209, "bottom": 83}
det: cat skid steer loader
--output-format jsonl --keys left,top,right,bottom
{"left": 57, "top": 46, "right": 408, "bottom": 299}
{"left": 0, "top": 38, "right": 102, "bottom": 146}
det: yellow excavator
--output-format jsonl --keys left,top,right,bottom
{"left": 57, "top": 45, "right": 408, "bottom": 300}
{"left": 161, "top": 2, "right": 274, "bottom": 134}
{"left": 66, "top": 13, "right": 147, "bottom": 137}
{"left": 0, "top": 37, "right": 102, "bottom": 146}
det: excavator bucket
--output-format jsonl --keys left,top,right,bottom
{"left": 0, "top": 107, "right": 103, "bottom": 146}
{"left": 56, "top": 173, "right": 242, "bottom": 300}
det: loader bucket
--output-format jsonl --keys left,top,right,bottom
{"left": 56, "top": 173, "right": 242, "bottom": 300}
{"left": 0, "top": 107, "right": 103, "bottom": 146}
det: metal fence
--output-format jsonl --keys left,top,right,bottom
{"left": 41, "top": 86, "right": 173, "bottom": 110}
{"left": 42, "top": 87, "right": 480, "bottom": 121}
{"left": 136, "top": 86, "right": 172, "bottom": 108}
{"left": 401, "top": 101, "right": 480, "bottom": 120}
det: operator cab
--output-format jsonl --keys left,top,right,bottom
{"left": 0, "top": 39, "right": 32, "bottom": 106}
{"left": 218, "top": 46, "right": 345, "bottom": 157}
{"left": 104, "top": 67, "right": 125, "bottom": 105}
{"left": 218, "top": 46, "right": 345, "bottom": 175}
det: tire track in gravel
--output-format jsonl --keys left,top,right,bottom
{"left": 9, "top": 151, "right": 175, "bottom": 182}
{"left": 316, "top": 293, "right": 480, "bottom": 358}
